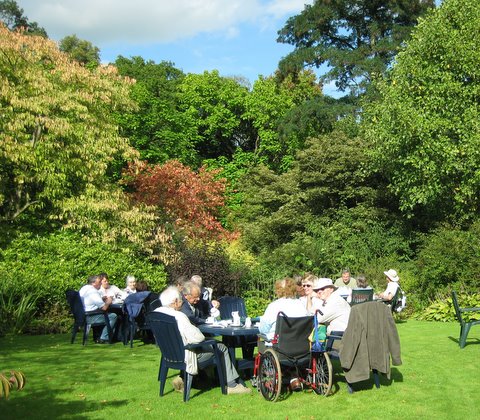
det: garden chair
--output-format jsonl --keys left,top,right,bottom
{"left": 217, "top": 296, "right": 256, "bottom": 363}
{"left": 146, "top": 311, "right": 226, "bottom": 402}
{"left": 451, "top": 291, "right": 480, "bottom": 348}
{"left": 350, "top": 288, "right": 374, "bottom": 305}
{"left": 123, "top": 291, "right": 158, "bottom": 348}
{"left": 65, "top": 289, "right": 113, "bottom": 345}
{"left": 327, "top": 301, "right": 401, "bottom": 393}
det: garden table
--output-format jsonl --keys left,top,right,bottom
{"left": 199, "top": 323, "right": 259, "bottom": 370}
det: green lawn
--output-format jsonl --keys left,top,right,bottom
{"left": 1, "top": 320, "right": 479, "bottom": 419}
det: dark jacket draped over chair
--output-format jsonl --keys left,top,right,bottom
{"left": 339, "top": 301, "right": 402, "bottom": 384}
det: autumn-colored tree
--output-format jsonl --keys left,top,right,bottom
{"left": 123, "top": 160, "right": 234, "bottom": 242}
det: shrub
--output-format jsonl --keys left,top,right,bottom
{"left": 415, "top": 222, "right": 480, "bottom": 301}
{"left": 0, "top": 231, "right": 167, "bottom": 334}
{"left": 167, "top": 242, "right": 239, "bottom": 297}
{"left": 417, "top": 292, "right": 480, "bottom": 322}
{"left": 243, "top": 290, "right": 270, "bottom": 318}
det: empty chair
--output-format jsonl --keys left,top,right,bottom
{"left": 339, "top": 301, "right": 402, "bottom": 391}
{"left": 146, "top": 311, "right": 227, "bottom": 402}
{"left": 350, "top": 288, "right": 374, "bottom": 305}
{"left": 217, "top": 296, "right": 256, "bottom": 362}
{"left": 218, "top": 296, "right": 248, "bottom": 319}
{"left": 123, "top": 291, "right": 157, "bottom": 347}
{"left": 65, "top": 289, "right": 113, "bottom": 345}
{"left": 451, "top": 291, "right": 480, "bottom": 348}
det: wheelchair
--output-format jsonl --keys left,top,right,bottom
{"left": 253, "top": 311, "right": 333, "bottom": 402}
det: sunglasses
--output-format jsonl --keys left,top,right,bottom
{"left": 302, "top": 284, "right": 312, "bottom": 288}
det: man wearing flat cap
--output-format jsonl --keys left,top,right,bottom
{"left": 312, "top": 278, "right": 351, "bottom": 334}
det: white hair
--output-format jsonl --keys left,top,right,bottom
{"left": 190, "top": 275, "right": 202, "bottom": 287}
{"left": 160, "top": 286, "right": 181, "bottom": 307}
{"left": 125, "top": 275, "right": 136, "bottom": 287}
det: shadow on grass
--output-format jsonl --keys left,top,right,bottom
{"left": 0, "top": 334, "right": 149, "bottom": 418}
{"left": 447, "top": 335, "right": 480, "bottom": 348}
{"left": 329, "top": 363, "right": 404, "bottom": 395}
{"left": 0, "top": 389, "right": 129, "bottom": 420}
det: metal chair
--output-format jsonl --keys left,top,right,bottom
{"left": 451, "top": 291, "right": 480, "bottom": 348}
{"left": 146, "top": 311, "right": 227, "bottom": 402}
{"left": 350, "top": 288, "right": 374, "bottom": 305}
{"left": 65, "top": 289, "right": 113, "bottom": 345}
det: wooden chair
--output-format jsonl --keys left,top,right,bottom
{"left": 451, "top": 291, "right": 480, "bottom": 348}
{"left": 350, "top": 288, "right": 374, "bottom": 305}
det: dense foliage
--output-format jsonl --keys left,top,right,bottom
{"left": 1, "top": 0, "right": 479, "bottom": 333}
{"left": 364, "top": 0, "right": 480, "bottom": 227}
{"left": 0, "top": 231, "right": 167, "bottom": 335}
{"left": 277, "top": 0, "right": 435, "bottom": 94}
{"left": 0, "top": 24, "right": 136, "bottom": 225}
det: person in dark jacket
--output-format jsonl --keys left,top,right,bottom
{"left": 180, "top": 281, "right": 206, "bottom": 325}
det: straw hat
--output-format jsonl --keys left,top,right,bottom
{"left": 384, "top": 269, "right": 400, "bottom": 282}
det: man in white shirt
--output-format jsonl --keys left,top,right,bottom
{"left": 312, "top": 278, "right": 351, "bottom": 334}
{"left": 155, "top": 286, "right": 251, "bottom": 395}
{"left": 79, "top": 275, "right": 117, "bottom": 343}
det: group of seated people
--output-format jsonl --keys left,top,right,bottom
{"left": 78, "top": 268, "right": 401, "bottom": 395}
{"left": 260, "top": 268, "right": 401, "bottom": 342}
{"left": 78, "top": 272, "right": 153, "bottom": 344}
{"left": 258, "top": 268, "right": 401, "bottom": 391}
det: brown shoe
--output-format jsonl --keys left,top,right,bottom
{"left": 227, "top": 383, "right": 252, "bottom": 395}
{"left": 172, "top": 376, "right": 184, "bottom": 392}
{"left": 290, "top": 378, "right": 303, "bottom": 392}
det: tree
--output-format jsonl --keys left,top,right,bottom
{"left": 123, "top": 160, "right": 234, "bottom": 242}
{"left": 244, "top": 70, "right": 322, "bottom": 171}
{"left": 114, "top": 56, "right": 199, "bottom": 165}
{"left": 0, "top": 24, "right": 135, "bottom": 224}
{"left": 277, "top": 0, "right": 435, "bottom": 95}
{"left": 59, "top": 34, "right": 100, "bottom": 68}
{"left": 178, "top": 70, "right": 251, "bottom": 159}
{"left": 363, "top": 0, "right": 480, "bottom": 226}
{"left": 0, "top": 0, "right": 47, "bottom": 36}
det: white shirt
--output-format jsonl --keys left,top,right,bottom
{"left": 259, "top": 298, "right": 308, "bottom": 340}
{"left": 154, "top": 306, "right": 205, "bottom": 374}
{"left": 312, "top": 293, "right": 351, "bottom": 334}
{"left": 99, "top": 285, "right": 122, "bottom": 299}
{"left": 384, "top": 281, "right": 399, "bottom": 300}
{"left": 79, "top": 284, "right": 104, "bottom": 312}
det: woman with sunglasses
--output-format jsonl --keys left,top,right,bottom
{"left": 299, "top": 273, "right": 321, "bottom": 314}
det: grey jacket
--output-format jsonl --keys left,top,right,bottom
{"left": 339, "top": 301, "right": 402, "bottom": 384}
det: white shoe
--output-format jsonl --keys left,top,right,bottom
{"left": 227, "top": 383, "right": 252, "bottom": 395}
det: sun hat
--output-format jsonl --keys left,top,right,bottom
{"left": 384, "top": 269, "right": 400, "bottom": 282}
{"left": 313, "top": 278, "right": 336, "bottom": 291}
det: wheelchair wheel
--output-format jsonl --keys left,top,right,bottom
{"left": 310, "top": 352, "right": 332, "bottom": 396}
{"left": 258, "top": 349, "right": 282, "bottom": 402}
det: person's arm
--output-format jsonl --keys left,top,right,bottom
{"left": 176, "top": 313, "right": 205, "bottom": 344}
{"left": 100, "top": 295, "right": 113, "bottom": 311}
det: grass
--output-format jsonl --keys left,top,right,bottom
{"left": 0, "top": 320, "right": 479, "bottom": 420}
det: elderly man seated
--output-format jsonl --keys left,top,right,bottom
{"left": 155, "top": 286, "right": 251, "bottom": 395}
{"left": 312, "top": 278, "right": 351, "bottom": 335}
{"left": 79, "top": 274, "right": 118, "bottom": 344}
